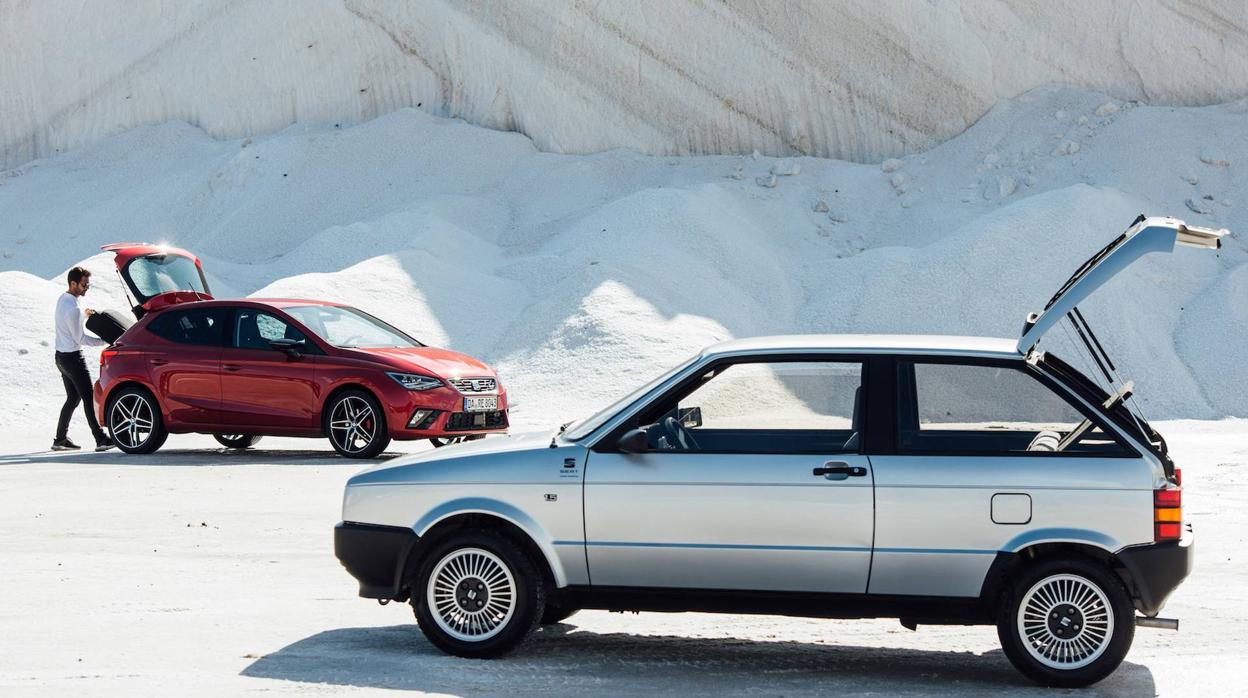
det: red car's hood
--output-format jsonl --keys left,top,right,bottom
{"left": 352, "top": 346, "right": 496, "bottom": 378}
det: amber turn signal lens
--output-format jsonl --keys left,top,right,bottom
{"left": 1155, "top": 508, "right": 1182, "bottom": 523}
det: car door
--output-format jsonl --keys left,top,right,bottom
{"left": 583, "top": 356, "right": 875, "bottom": 593}
{"left": 143, "top": 306, "right": 228, "bottom": 425}
{"left": 866, "top": 358, "right": 1154, "bottom": 598}
{"left": 219, "top": 307, "right": 321, "bottom": 430}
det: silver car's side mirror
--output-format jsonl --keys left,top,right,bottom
{"left": 617, "top": 427, "right": 649, "bottom": 454}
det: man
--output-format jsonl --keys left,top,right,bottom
{"left": 53, "top": 267, "right": 114, "bottom": 451}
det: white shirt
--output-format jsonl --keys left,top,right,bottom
{"left": 55, "top": 292, "right": 107, "bottom": 352}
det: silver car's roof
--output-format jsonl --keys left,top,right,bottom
{"left": 701, "top": 334, "right": 1022, "bottom": 359}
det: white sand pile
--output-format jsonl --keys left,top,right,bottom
{"left": 1, "top": 87, "right": 1244, "bottom": 440}
{"left": 4, "top": 1, "right": 1248, "bottom": 167}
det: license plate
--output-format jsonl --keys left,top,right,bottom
{"left": 463, "top": 396, "right": 498, "bottom": 412}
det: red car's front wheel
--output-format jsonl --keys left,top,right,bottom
{"left": 325, "top": 389, "right": 391, "bottom": 459}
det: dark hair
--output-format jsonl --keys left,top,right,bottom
{"left": 67, "top": 267, "right": 92, "bottom": 285}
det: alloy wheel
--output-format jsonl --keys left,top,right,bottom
{"left": 426, "top": 547, "right": 517, "bottom": 642}
{"left": 1016, "top": 573, "right": 1114, "bottom": 670}
{"left": 110, "top": 393, "right": 154, "bottom": 449}
{"left": 328, "top": 396, "right": 377, "bottom": 454}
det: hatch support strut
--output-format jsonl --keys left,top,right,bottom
{"left": 1067, "top": 308, "right": 1114, "bottom": 383}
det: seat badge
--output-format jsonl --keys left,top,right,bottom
{"left": 559, "top": 457, "right": 579, "bottom": 479}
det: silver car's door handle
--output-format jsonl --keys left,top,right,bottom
{"left": 813, "top": 462, "right": 868, "bottom": 479}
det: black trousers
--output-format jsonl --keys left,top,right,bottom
{"left": 55, "top": 350, "right": 104, "bottom": 441}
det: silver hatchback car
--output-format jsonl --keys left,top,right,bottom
{"left": 335, "top": 216, "right": 1218, "bottom": 687}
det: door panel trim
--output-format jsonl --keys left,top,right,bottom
{"left": 559, "top": 585, "right": 992, "bottom": 622}
{"left": 558, "top": 540, "right": 871, "bottom": 553}
{"left": 584, "top": 481, "right": 872, "bottom": 488}
{"left": 559, "top": 540, "right": 999, "bottom": 555}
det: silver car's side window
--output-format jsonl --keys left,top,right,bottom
{"left": 897, "top": 361, "right": 1128, "bottom": 456}
{"left": 640, "top": 360, "right": 864, "bottom": 454}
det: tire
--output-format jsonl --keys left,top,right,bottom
{"left": 540, "top": 602, "right": 579, "bottom": 626}
{"left": 411, "top": 529, "right": 546, "bottom": 658}
{"left": 213, "top": 434, "right": 263, "bottom": 449}
{"left": 105, "top": 386, "right": 168, "bottom": 454}
{"left": 997, "top": 557, "right": 1135, "bottom": 688}
{"left": 323, "top": 389, "right": 391, "bottom": 459}
{"left": 430, "top": 434, "right": 485, "bottom": 448}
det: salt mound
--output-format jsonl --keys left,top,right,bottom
{"left": 4, "top": 1, "right": 1248, "bottom": 167}
{"left": 1, "top": 86, "right": 1245, "bottom": 437}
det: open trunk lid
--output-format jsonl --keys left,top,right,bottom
{"left": 1017, "top": 215, "right": 1225, "bottom": 356}
{"left": 1019, "top": 215, "right": 1226, "bottom": 478}
{"left": 101, "top": 243, "right": 213, "bottom": 318}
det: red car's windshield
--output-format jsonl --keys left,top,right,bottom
{"left": 283, "top": 305, "right": 422, "bottom": 349}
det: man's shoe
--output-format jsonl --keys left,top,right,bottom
{"left": 95, "top": 436, "right": 115, "bottom": 452}
{"left": 51, "top": 438, "right": 81, "bottom": 451}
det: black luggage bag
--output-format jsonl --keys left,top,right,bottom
{"left": 85, "top": 309, "right": 133, "bottom": 345}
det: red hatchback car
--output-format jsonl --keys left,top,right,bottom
{"left": 91, "top": 243, "right": 509, "bottom": 458}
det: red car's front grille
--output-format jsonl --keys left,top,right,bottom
{"left": 446, "top": 410, "right": 508, "bottom": 431}
{"left": 448, "top": 377, "right": 497, "bottom": 393}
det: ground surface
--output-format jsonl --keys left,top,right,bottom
{"left": 0, "top": 420, "right": 1243, "bottom": 696}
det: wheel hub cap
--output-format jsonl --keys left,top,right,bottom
{"left": 427, "top": 548, "right": 516, "bottom": 642}
{"left": 457, "top": 578, "right": 490, "bottom": 611}
{"left": 1047, "top": 604, "right": 1084, "bottom": 637}
{"left": 329, "top": 396, "right": 375, "bottom": 453}
{"left": 110, "top": 394, "right": 153, "bottom": 448}
{"left": 1018, "top": 573, "right": 1114, "bottom": 670}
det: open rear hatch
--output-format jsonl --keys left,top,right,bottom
{"left": 1019, "top": 215, "right": 1226, "bottom": 474}
{"left": 1019, "top": 215, "right": 1224, "bottom": 355}
{"left": 101, "top": 243, "right": 213, "bottom": 319}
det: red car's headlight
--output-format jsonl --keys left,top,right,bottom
{"left": 386, "top": 372, "right": 443, "bottom": 391}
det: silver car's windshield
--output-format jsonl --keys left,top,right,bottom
{"left": 562, "top": 353, "right": 701, "bottom": 441}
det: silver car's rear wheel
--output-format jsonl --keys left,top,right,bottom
{"left": 426, "top": 548, "right": 517, "bottom": 642}
{"left": 1017, "top": 574, "right": 1114, "bottom": 670}
{"left": 998, "top": 558, "right": 1133, "bottom": 688}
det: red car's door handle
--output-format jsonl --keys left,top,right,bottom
{"left": 150, "top": 359, "right": 168, "bottom": 366}
{"left": 222, "top": 364, "right": 242, "bottom": 372}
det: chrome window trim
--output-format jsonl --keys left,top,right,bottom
{"left": 578, "top": 345, "right": 1030, "bottom": 450}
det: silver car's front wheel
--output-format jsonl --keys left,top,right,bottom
{"left": 998, "top": 558, "right": 1133, "bottom": 688}
{"left": 411, "top": 530, "right": 545, "bottom": 658}
{"left": 427, "top": 548, "right": 517, "bottom": 641}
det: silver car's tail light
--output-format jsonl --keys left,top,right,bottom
{"left": 1154, "top": 479, "right": 1182, "bottom": 542}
